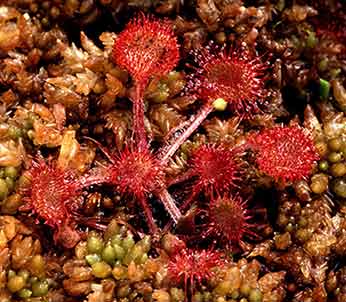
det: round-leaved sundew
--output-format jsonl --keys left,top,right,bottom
{"left": 109, "top": 146, "right": 164, "bottom": 232}
{"left": 113, "top": 13, "right": 179, "bottom": 147}
{"left": 83, "top": 136, "right": 183, "bottom": 232}
{"left": 190, "top": 44, "right": 268, "bottom": 115}
{"left": 168, "top": 248, "right": 224, "bottom": 300}
{"left": 97, "top": 144, "right": 181, "bottom": 232}
{"left": 113, "top": 13, "right": 179, "bottom": 86}
{"left": 189, "top": 144, "right": 243, "bottom": 196}
{"left": 174, "top": 144, "right": 244, "bottom": 213}
{"left": 248, "top": 125, "right": 319, "bottom": 183}
{"left": 206, "top": 194, "right": 256, "bottom": 247}
{"left": 158, "top": 44, "right": 268, "bottom": 163}
{"left": 20, "top": 157, "right": 83, "bottom": 248}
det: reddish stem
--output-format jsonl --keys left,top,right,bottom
{"left": 82, "top": 136, "right": 115, "bottom": 163}
{"left": 163, "top": 189, "right": 198, "bottom": 233}
{"left": 164, "top": 119, "right": 192, "bottom": 142}
{"left": 132, "top": 83, "right": 148, "bottom": 150}
{"left": 167, "top": 169, "right": 195, "bottom": 187}
{"left": 79, "top": 217, "right": 108, "bottom": 231}
{"left": 138, "top": 195, "right": 158, "bottom": 233}
{"left": 158, "top": 104, "right": 213, "bottom": 164}
{"left": 156, "top": 188, "right": 182, "bottom": 223}
{"left": 79, "top": 173, "right": 110, "bottom": 188}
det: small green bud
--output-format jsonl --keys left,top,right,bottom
{"left": 249, "top": 288, "right": 263, "bottom": 302}
{"left": 85, "top": 254, "right": 101, "bottom": 265}
{"left": 102, "top": 244, "right": 116, "bottom": 264}
{"left": 4, "top": 166, "right": 18, "bottom": 179}
{"left": 18, "top": 288, "right": 33, "bottom": 299}
{"left": 122, "top": 234, "right": 135, "bottom": 251}
{"left": 87, "top": 235, "right": 103, "bottom": 254}
{"left": 7, "top": 276, "right": 26, "bottom": 293}
{"left": 32, "top": 280, "right": 49, "bottom": 297}
{"left": 319, "top": 78, "right": 330, "bottom": 100}
{"left": 91, "top": 261, "right": 112, "bottom": 278}
{"left": 113, "top": 244, "right": 125, "bottom": 261}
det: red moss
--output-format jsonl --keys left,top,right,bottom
{"left": 189, "top": 44, "right": 268, "bottom": 115}
{"left": 248, "top": 126, "right": 319, "bottom": 183}
{"left": 113, "top": 13, "right": 180, "bottom": 86}
{"left": 168, "top": 248, "right": 224, "bottom": 296}
{"left": 206, "top": 195, "right": 255, "bottom": 246}
{"left": 20, "top": 157, "right": 83, "bottom": 248}
{"left": 189, "top": 144, "right": 243, "bottom": 196}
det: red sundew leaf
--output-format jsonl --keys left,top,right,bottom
{"left": 113, "top": 13, "right": 180, "bottom": 86}
{"left": 248, "top": 126, "right": 319, "bottom": 183}
{"left": 82, "top": 137, "right": 182, "bottom": 233}
{"left": 168, "top": 247, "right": 225, "bottom": 297}
{"left": 187, "top": 43, "right": 269, "bottom": 116}
{"left": 112, "top": 13, "right": 180, "bottom": 148}
{"left": 109, "top": 146, "right": 165, "bottom": 199}
{"left": 189, "top": 144, "right": 244, "bottom": 196}
{"left": 206, "top": 194, "right": 257, "bottom": 246}
{"left": 20, "top": 156, "right": 83, "bottom": 248}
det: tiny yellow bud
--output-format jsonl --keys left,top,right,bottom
{"left": 212, "top": 98, "right": 228, "bottom": 111}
